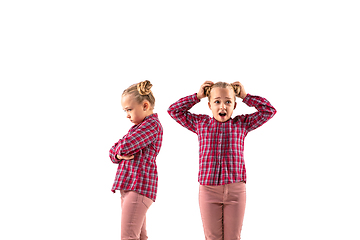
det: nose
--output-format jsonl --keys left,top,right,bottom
{"left": 220, "top": 104, "right": 226, "bottom": 110}
{"left": 126, "top": 113, "right": 131, "bottom": 118}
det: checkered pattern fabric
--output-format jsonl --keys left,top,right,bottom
{"left": 168, "top": 93, "right": 276, "bottom": 185}
{"left": 109, "top": 113, "right": 163, "bottom": 202}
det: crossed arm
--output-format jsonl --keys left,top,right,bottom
{"left": 116, "top": 154, "right": 134, "bottom": 160}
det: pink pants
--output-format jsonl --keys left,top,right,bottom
{"left": 199, "top": 182, "right": 246, "bottom": 240}
{"left": 120, "top": 190, "right": 153, "bottom": 240}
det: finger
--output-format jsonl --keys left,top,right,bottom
{"left": 202, "top": 83, "right": 213, "bottom": 88}
{"left": 203, "top": 81, "right": 214, "bottom": 85}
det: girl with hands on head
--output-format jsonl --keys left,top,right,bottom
{"left": 168, "top": 80, "right": 276, "bottom": 240}
{"left": 109, "top": 80, "right": 163, "bottom": 240}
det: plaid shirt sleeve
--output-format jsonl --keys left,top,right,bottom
{"left": 167, "top": 93, "right": 205, "bottom": 133}
{"left": 109, "top": 136, "right": 126, "bottom": 164}
{"left": 109, "top": 120, "right": 161, "bottom": 163}
{"left": 240, "top": 94, "right": 277, "bottom": 132}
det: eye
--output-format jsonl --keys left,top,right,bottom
{"left": 226, "top": 101, "right": 231, "bottom": 104}
{"left": 214, "top": 100, "right": 220, "bottom": 104}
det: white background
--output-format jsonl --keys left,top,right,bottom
{"left": 1, "top": 1, "right": 359, "bottom": 239}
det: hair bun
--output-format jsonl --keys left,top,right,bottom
{"left": 137, "top": 80, "right": 152, "bottom": 95}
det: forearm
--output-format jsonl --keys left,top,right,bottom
{"left": 167, "top": 93, "right": 200, "bottom": 119}
{"left": 244, "top": 94, "right": 276, "bottom": 115}
{"left": 109, "top": 142, "right": 121, "bottom": 163}
{"left": 116, "top": 124, "right": 159, "bottom": 156}
{"left": 167, "top": 94, "right": 200, "bottom": 133}
{"left": 242, "top": 94, "right": 277, "bottom": 131}
{"left": 116, "top": 139, "right": 139, "bottom": 156}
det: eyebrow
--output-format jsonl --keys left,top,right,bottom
{"left": 214, "top": 97, "right": 232, "bottom": 99}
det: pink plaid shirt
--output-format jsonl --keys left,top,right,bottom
{"left": 109, "top": 113, "right": 163, "bottom": 201}
{"left": 168, "top": 93, "right": 276, "bottom": 186}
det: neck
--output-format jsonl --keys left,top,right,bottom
{"left": 145, "top": 110, "right": 154, "bottom": 117}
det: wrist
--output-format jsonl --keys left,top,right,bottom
{"left": 241, "top": 93, "right": 250, "bottom": 101}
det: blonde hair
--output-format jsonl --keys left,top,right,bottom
{"left": 204, "top": 82, "right": 241, "bottom": 100}
{"left": 122, "top": 80, "right": 155, "bottom": 109}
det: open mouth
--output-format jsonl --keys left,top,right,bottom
{"left": 219, "top": 113, "right": 227, "bottom": 117}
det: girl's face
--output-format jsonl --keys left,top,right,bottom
{"left": 121, "top": 94, "right": 151, "bottom": 125}
{"left": 208, "top": 87, "right": 237, "bottom": 122}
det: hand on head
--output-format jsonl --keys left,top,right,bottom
{"left": 197, "top": 81, "right": 214, "bottom": 100}
{"left": 231, "top": 81, "right": 247, "bottom": 99}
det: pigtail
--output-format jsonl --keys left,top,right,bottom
{"left": 231, "top": 84, "right": 241, "bottom": 98}
{"left": 204, "top": 85, "right": 212, "bottom": 98}
{"left": 137, "top": 80, "right": 153, "bottom": 95}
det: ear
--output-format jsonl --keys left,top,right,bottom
{"left": 234, "top": 102, "right": 237, "bottom": 110}
{"left": 208, "top": 101, "right": 212, "bottom": 110}
{"left": 143, "top": 101, "right": 149, "bottom": 111}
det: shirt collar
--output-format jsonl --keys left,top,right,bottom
{"left": 131, "top": 113, "right": 158, "bottom": 130}
{"left": 144, "top": 113, "right": 157, "bottom": 122}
